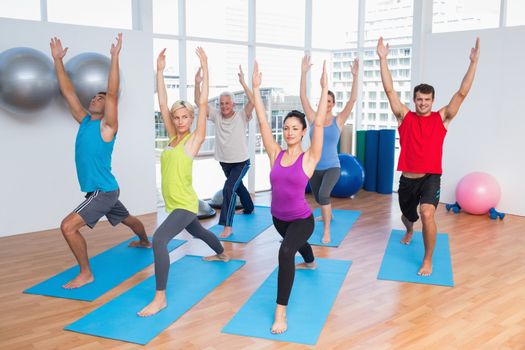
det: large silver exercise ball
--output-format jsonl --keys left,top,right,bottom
{"left": 65, "top": 53, "right": 121, "bottom": 110}
{"left": 0, "top": 47, "right": 57, "bottom": 114}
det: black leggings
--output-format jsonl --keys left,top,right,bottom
{"left": 272, "top": 214, "right": 315, "bottom": 306}
{"left": 153, "top": 209, "right": 224, "bottom": 290}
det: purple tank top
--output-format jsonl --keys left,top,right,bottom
{"left": 270, "top": 150, "right": 312, "bottom": 221}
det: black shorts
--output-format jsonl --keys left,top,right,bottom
{"left": 398, "top": 174, "right": 441, "bottom": 222}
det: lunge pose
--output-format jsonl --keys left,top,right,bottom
{"left": 300, "top": 55, "right": 359, "bottom": 243}
{"left": 377, "top": 36, "right": 480, "bottom": 276}
{"left": 50, "top": 34, "right": 151, "bottom": 289}
{"left": 252, "top": 60, "right": 328, "bottom": 333}
{"left": 138, "top": 47, "right": 229, "bottom": 317}
{"left": 195, "top": 65, "right": 255, "bottom": 238}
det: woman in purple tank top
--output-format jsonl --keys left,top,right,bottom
{"left": 252, "top": 60, "right": 328, "bottom": 334}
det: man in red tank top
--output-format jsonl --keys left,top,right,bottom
{"left": 377, "top": 36, "right": 480, "bottom": 276}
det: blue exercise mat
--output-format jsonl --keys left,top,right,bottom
{"left": 377, "top": 230, "right": 454, "bottom": 287}
{"left": 222, "top": 257, "right": 352, "bottom": 345}
{"left": 208, "top": 205, "right": 274, "bottom": 243}
{"left": 65, "top": 255, "right": 245, "bottom": 345}
{"left": 24, "top": 237, "right": 186, "bottom": 301}
{"left": 308, "top": 208, "right": 361, "bottom": 247}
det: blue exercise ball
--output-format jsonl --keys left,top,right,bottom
{"left": 65, "top": 53, "right": 121, "bottom": 110}
{"left": 331, "top": 154, "right": 365, "bottom": 198}
{"left": 0, "top": 47, "right": 57, "bottom": 114}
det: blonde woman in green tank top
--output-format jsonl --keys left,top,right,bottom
{"left": 138, "top": 47, "right": 229, "bottom": 317}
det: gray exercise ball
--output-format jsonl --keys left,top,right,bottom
{"left": 65, "top": 53, "right": 121, "bottom": 110}
{"left": 0, "top": 47, "right": 57, "bottom": 114}
{"left": 197, "top": 199, "right": 216, "bottom": 219}
{"left": 207, "top": 190, "right": 243, "bottom": 209}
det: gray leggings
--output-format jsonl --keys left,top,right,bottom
{"left": 153, "top": 208, "right": 224, "bottom": 290}
{"left": 309, "top": 167, "right": 341, "bottom": 205}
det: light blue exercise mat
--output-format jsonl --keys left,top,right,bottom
{"left": 24, "top": 237, "right": 186, "bottom": 301}
{"left": 377, "top": 229, "right": 454, "bottom": 287}
{"left": 222, "top": 257, "right": 352, "bottom": 345}
{"left": 208, "top": 205, "right": 274, "bottom": 243}
{"left": 308, "top": 208, "right": 361, "bottom": 247}
{"left": 65, "top": 255, "right": 245, "bottom": 345}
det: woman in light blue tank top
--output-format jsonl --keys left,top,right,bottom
{"left": 300, "top": 55, "right": 359, "bottom": 244}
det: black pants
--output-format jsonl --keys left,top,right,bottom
{"left": 219, "top": 159, "right": 254, "bottom": 226}
{"left": 272, "top": 214, "right": 315, "bottom": 306}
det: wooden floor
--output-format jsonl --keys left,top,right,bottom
{"left": 1, "top": 190, "right": 524, "bottom": 349}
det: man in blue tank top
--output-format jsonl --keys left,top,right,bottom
{"left": 50, "top": 34, "right": 151, "bottom": 289}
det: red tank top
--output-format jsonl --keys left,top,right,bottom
{"left": 397, "top": 111, "right": 447, "bottom": 174}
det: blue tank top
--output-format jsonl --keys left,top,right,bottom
{"left": 75, "top": 115, "right": 119, "bottom": 192}
{"left": 310, "top": 118, "right": 341, "bottom": 170}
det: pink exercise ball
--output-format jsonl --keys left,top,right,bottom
{"left": 455, "top": 172, "right": 501, "bottom": 215}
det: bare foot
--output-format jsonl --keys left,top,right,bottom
{"left": 417, "top": 260, "right": 432, "bottom": 276}
{"left": 271, "top": 305, "right": 287, "bottom": 334}
{"left": 296, "top": 261, "right": 317, "bottom": 270}
{"left": 315, "top": 216, "right": 323, "bottom": 222}
{"left": 322, "top": 232, "right": 331, "bottom": 244}
{"left": 400, "top": 230, "right": 413, "bottom": 245}
{"left": 128, "top": 239, "right": 152, "bottom": 248}
{"left": 138, "top": 292, "right": 167, "bottom": 317}
{"left": 62, "top": 272, "right": 94, "bottom": 289}
{"left": 219, "top": 226, "right": 233, "bottom": 238}
{"left": 203, "top": 253, "right": 230, "bottom": 262}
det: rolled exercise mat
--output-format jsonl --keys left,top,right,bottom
{"left": 338, "top": 124, "right": 353, "bottom": 154}
{"left": 355, "top": 130, "right": 366, "bottom": 167}
{"left": 377, "top": 129, "right": 396, "bottom": 194}
{"left": 363, "top": 130, "right": 379, "bottom": 191}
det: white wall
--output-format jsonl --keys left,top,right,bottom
{"left": 0, "top": 18, "right": 156, "bottom": 236}
{"left": 422, "top": 26, "right": 525, "bottom": 216}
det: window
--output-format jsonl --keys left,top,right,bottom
{"left": 153, "top": 0, "right": 178, "bottom": 34}
{"left": 368, "top": 113, "right": 376, "bottom": 121}
{"left": 256, "top": 0, "right": 304, "bottom": 46}
{"left": 507, "top": 0, "right": 525, "bottom": 26}
{"left": 253, "top": 47, "right": 303, "bottom": 191}
{"left": 312, "top": 0, "right": 358, "bottom": 49}
{"left": 380, "top": 102, "right": 389, "bottom": 109}
{"left": 369, "top": 91, "right": 377, "bottom": 99}
{"left": 187, "top": 0, "right": 247, "bottom": 41}
{"left": 368, "top": 102, "right": 377, "bottom": 109}
{"left": 364, "top": 0, "right": 413, "bottom": 46}
{"left": 0, "top": 0, "right": 40, "bottom": 20}
{"left": 379, "top": 113, "right": 389, "bottom": 121}
{"left": 47, "top": 0, "right": 132, "bottom": 29}
{"left": 432, "top": 0, "right": 500, "bottom": 33}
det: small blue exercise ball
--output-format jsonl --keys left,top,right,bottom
{"left": 331, "top": 154, "right": 365, "bottom": 198}
{"left": 0, "top": 47, "right": 57, "bottom": 114}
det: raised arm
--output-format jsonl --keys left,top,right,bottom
{"left": 299, "top": 55, "right": 315, "bottom": 123}
{"left": 252, "top": 61, "right": 281, "bottom": 165}
{"left": 102, "top": 33, "right": 122, "bottom": 138}
{"left": 377, "top": 37, "right": 409, "bottom": 122}
{"left": 305, "top": 61, "right": 329, "bottom": 170}
{"left": 238, "top": 65, "right": 255, "bottom": 117}
{"left": 186, "top": 47, "right": 209, "bottom": 157}
{"left": 156, "top": 48, "right": 176, "bottom": 138}
{"left": 336, "top": 58, "right": 359, "bottom": 129}
{"left": 50, "top": 37, "right": 87, "bottom": 123}
{"left": 440, "top": 37, "right": 480, "bottom": 128}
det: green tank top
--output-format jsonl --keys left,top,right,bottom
{"left": 160, "top": 133, "right": 198, "bottom": 214}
